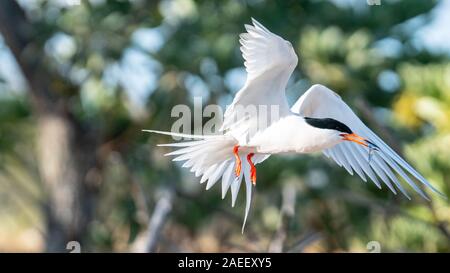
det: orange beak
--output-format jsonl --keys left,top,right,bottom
{"left": 340, "top": 133, "right": 368, "bottom": 147}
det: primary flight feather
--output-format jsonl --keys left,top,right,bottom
{"left": 144, "top": 18, "right": 444, "bottom": 232}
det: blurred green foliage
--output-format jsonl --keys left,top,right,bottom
{"left": 0, "top": 0, "right": 449, "bottom": 252}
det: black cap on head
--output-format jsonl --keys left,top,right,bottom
{"left": 304, "top": 117, "right": 352, "bottom": 134}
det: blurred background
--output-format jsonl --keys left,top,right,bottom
{"left": 0, "top": 0, "right": 449, "bottom": 253}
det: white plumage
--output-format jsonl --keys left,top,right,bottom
{"left": 145, "top": 18, "right": 444, "bottom": 232}
{"left": 291, "top": 84, "right": 441, "bottom": 200}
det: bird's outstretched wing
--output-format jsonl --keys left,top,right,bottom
{"left": 291, "top": 84, "right": 444, "bottom": 200}
{"left": 221, "top": 18, "right": 298, "bottom": 143}
{"left": 219, "top": 18, "right": 297, "bottom": 226}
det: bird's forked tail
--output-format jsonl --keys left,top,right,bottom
{"left": 143, "top": 129, "right": 265, "bottom": 232}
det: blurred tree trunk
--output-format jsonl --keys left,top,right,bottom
{"left": 0, "top": 0, "right": 99, "bottom": 252}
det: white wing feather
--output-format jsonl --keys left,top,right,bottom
{"left": 292, "top": 84, "right": 444, "bottom": 199}
{"left": 217, "top": 18, "right": 297, "bottom": 229}
{"left": 221, "top": 18, "right": 298, "bottom": 144}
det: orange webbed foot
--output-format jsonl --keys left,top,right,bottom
{"left": 247, "top": 153, "right": 256, "bottom": 185}
{"left": 233, "top": 145, "right": 241, "bottom": 177}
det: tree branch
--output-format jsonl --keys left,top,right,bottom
{"left": 0, "top": 0, "right": 55, "bottom": 111}
{"left": 0, "top": 1, "right": 100, "bottom": 252}
{"left": 268, "top": 183, "right": 297, "bottom": 253}
{"left": 144, "top": 188, "right": 174, "bottom": 252}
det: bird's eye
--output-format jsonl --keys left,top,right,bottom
{"left": 286, "top": 41, "right": 292, "bottom": 48}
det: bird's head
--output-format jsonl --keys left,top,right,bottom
{"left": 304, "top": 117, "right": 378, "bottom": 149}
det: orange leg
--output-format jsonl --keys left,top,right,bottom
{"left": 247, "top": 153, "right": 256, "bottom": 185}
{"left": 233, "top": 145, "right": 241, "bottom": 177}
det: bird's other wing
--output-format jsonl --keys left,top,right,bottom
{"left": 240, "top": 18, "right": 298, "bottom": 82}
{"left": 221, "top": 18, "right": 298, "bottom": 143}
{"left": 291, "top": 84, "right": 444, "bottom": 200}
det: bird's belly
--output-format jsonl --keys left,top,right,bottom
{"left": 247, "top": 115, "right": 339, "bottom": 154}
{"left": 253, "top": 138, "right": 335, "bottom": 154}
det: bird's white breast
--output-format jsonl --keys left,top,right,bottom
{"left": 247, "top": 115, "right": 341, "bottom": 154}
